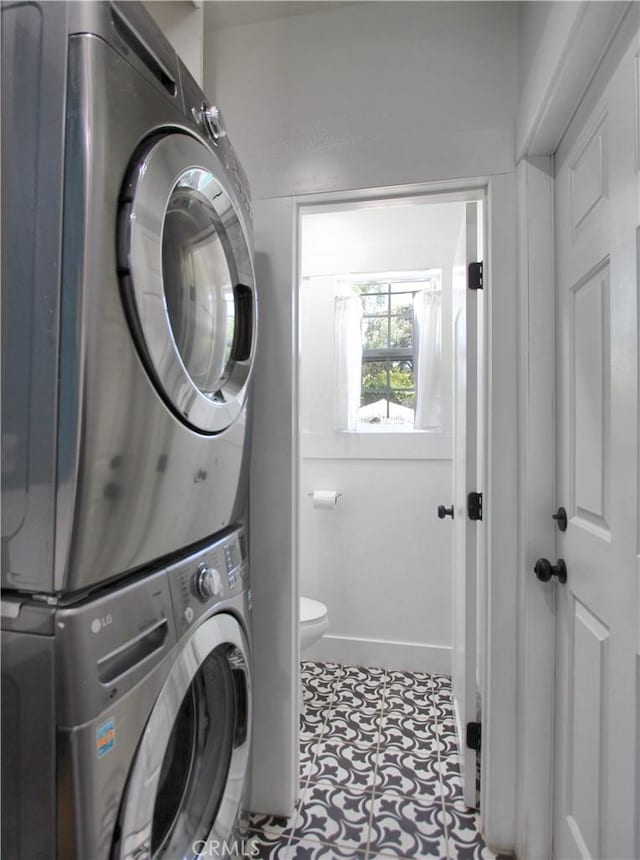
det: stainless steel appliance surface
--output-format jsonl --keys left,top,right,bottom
{"left": 1, "top": 0, "right": 257, "bottom": 596}
{"left": 1, "top": 528, "right": 252, "bottom": 860}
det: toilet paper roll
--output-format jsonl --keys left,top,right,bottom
{"left": 311, "top": 490, "right": 339, "bottom": 510}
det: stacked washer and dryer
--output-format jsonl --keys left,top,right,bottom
{"left": 1, "top": 3, "right": 257, "bottom": 858}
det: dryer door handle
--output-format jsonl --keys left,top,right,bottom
{"left": 97, "top": 618, "right": 169, "bottom": 684}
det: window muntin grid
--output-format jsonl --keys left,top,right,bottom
{"left": 359, "top": 282, "right": 420, "bottom": 422}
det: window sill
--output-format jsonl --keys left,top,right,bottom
{"left": 353, "top": 423, "right": 432, "bottom": 433}
{"left": 300, "top": 430, "right": 453, "bottom": 461}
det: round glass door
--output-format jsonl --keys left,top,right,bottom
{"left": 151, "top": 646, "right": 242, "bottom": 858}
{"left": 162, "top": 177, "right": 236, "bottom": 395}
{"left": 119, "top": 133, "right": 257, "bottom": 434}
{"left": 114, "top": 615, "right": 251, "bottom": 860}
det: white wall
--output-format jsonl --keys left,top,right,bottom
{"left": 248, "top": 197, "right": 299, "bottom": 817}
{"left": 301, "top": 202, "right": 468, "bottom": 280}
{"left": 517, "top": 0, "right": 555, "bottom": 98}
{"left": 299, "top": 202, "right": 465, "bottom": 673}
{"left": 145, "top": 0, "right": 204, "bottom": 85}
{"left": 204, "top": 1, "right": 518, "bottom": 199}
{"left": 300, "top": 458, "right": 452, "bottom": 671}
{"left": 203, "top": 3, "right": 519, "bottom": 839}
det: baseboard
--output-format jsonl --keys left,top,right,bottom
{"left": 303, "top": 633, "right": 452, "bottom": 676}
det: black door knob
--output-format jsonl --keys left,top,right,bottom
{"left": 534, "top": 558, "right": 567, "bottom": 584}
{"left": 437, "top": 505, "right": 454, "bottom": 519}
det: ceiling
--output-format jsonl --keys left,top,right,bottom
{"left": 203, "top": 1, "right": 359, "bottom": 32}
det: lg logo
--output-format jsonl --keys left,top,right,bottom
{"left": 90, "top": 614, "right": 113, "bottom": 634}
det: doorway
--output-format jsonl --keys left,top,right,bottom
{"left": 296, "top": 190, "right": 485, "bottom": 806}
{"left": 248, "top": 174, "right": 517, "bottom": 843}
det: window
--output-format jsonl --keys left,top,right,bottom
{"left": 350, "top": 272, "right": 441, "bottom": 427}
{"left": 360, "top": 282, "right": 415, "bottom": 424}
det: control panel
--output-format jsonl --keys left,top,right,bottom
{"left": 167, "top": 528, "right": 248, "bottom": 635}
{"left": 192, "top": 102, "right": 252, "bottom": 216}
{"left": 177, "top": 55, "right": 252, "bottom": 218}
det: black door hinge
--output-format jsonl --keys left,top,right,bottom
{"left": 468, "top": 261, "right": 483, "bottom": 290}
{"left": 466, "top": 721, "right": 481, "bottom": 751}
{"left": 467, "top": 492, "right": 483, "bottom": 521}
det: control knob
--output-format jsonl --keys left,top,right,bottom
{"left": 194, "top": 564, "right": 223, "bottom": 601}
{"left": 201, "top": 104, "right": 227, "bottom": 140}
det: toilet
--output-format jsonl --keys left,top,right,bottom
{"left": 300, "top": 597, "right": 329, "bottom": 652}
{"left": 299, "top": 597, "right": 329, "bottom": 713}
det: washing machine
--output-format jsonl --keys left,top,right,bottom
{"left": 1, "top": 528, "right": 252, "bottom": 859}
{"left": 1, "top": 0, "right": 257, "bottom": 597}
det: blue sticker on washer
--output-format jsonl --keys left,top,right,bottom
{"left": 96, "top": 718, "right": 115, "bottom": 758}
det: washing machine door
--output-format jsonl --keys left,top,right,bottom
{"left": 114, "top": 613, "right": 251, "bottom": 860}
{"left": 119, "top": 133, "right": 257, "bottom": 434}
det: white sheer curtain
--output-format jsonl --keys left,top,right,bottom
{"left": 413, "top": 288, "right": 442, "bottom": 430}
{"left": 334, "top": 295, "right": 363, "bottom": 431}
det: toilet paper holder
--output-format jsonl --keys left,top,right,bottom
{"left": 307, "top": 490, "right": 342, "bottom": 509}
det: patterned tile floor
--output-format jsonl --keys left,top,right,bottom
{"left": 247, "top": 662, "right": 496, "bottom": 859}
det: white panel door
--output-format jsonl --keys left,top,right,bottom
{"left": 451, "top": 202, "right": 480, "bottom": 809}
{"left": 553, "top": 16, "right": 639, "bottom": 860}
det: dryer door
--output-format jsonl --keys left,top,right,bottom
{"left": 113, "top": 614, "right": 251, "bottom": 860}
{"left": 119, "top": 133, "right": 257, "bottom": 434}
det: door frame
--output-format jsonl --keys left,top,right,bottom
{"left": 293, "top": 171, "right": 518, "bottom": 852}
{"left": 515, "top": 4, "right": 632, "bottom": 858}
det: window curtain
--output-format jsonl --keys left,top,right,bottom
{"left": 413, "top": 289, "right": 442, "bottom": 430}
{"left": 334, "top": 295, "right": 363, "bottom": 431}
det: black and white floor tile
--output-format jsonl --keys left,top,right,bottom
{"left": 247, "top": 662, "right": 496, "bottom": 860}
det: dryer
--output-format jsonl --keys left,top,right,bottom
{"left": 1, "top": 1, "right": 257, "bottom": 596}
{"left": 1, "top": 528, "right": 252, "bottom": 859}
